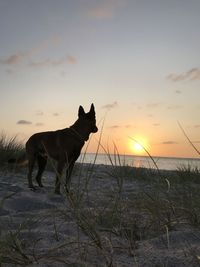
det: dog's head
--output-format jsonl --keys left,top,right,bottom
{"left": 77, "top": 104, "right": 98, "bottom": 141}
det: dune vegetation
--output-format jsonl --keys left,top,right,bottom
{"left": 0, "top": 132, "right": 200, "bottom": 266}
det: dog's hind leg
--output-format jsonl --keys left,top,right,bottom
{"left": 35, "top": 155, "right": 47, "bottom": 187}
{"left": 27, "top": 155, "right": 36, "bottom": 190}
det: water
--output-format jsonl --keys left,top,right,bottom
{"left": 77, "top": 153, "right": 200, "bottom": 171}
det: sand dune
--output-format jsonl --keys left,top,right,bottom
{"left": 0, "top": 164, "right": 200, "bottom": 266}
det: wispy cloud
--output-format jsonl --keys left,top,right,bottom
{"left": 1, "top": 53, "right": 77, "bottom": 68}
{"left": 36, "top": 111, "right": 44, "bottom": 116}
{"left": 102, "top": 101, "right": 118, "bottom": 110}
{"left": 108, "top": 124, "right": 133, "bottom": 129}
{"left": 148, "top": 114, "right": 153, "bottom": 118}
{"left": 146, "top": 102, "right": 161, "bottom": 108}
{"left": 0, "top": 53, "right": 25, "bottom": 65}
{"left": 67, "top": 55, "right": 77, "bottom": 64}
{"left": 167, "top": 68, "right": 200, "bottom": 82}
{"left": 167, "top": 105, "right": 183, "bottom": 110}
{"left": 88, "top": 0, "right": 126, "bottom": 19}
{"left": 153, "top": 123, "right": 160, "bottom": 127}
{"left": 137, "top": 106, "right": 142, "bottom": 110}
{"left": 35, "top": 122, "right": 44, "bottom": 127}
{"left": 29, "top": 59, "right": 52, "bottom": 67}
{"left": 28, "top": 36, "right": 61, "bottom": 56}
{"left": 162, "top": 141, "right": 178, "bottom": 145}
{"left": 17, "top": 120, "right": 32, "bottom": 125}
{"left": 29, "top": 55, "right": 77, "bottom": 67}
{"left": 53, "top": 112, "right": 59, "bottom": 116}
{"left": 125, "top": 124, "right": 132, "bottom": 128}
{"left": 108, "top": 125, "right": 120, "bottom": 129}
{"left": 0, "top": 36, "right": 77, "bottom": 69}
{"left": 0, "top": 37, "right": 61, "bottom": 66}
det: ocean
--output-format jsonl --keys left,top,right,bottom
{"left": 77, "top": 153, "right": 200, "bottom": 171}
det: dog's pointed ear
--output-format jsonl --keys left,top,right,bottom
{"left": 78, "top": 106, "right": 85, "bottom": 117}
{"left": 89, "top": 103, "right": 95, "bottom": 116}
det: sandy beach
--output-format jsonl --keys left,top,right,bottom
{"left": 0, "top": 163, "right": 200, "bottom": 266}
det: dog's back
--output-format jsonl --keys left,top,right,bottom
{"left": 26, "top": 128, "right": 84, "bottom": 161}
{"left": 25, "top": 104, "right": 98, "bottom": 193}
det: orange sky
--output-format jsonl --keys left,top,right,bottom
{"left": 0, "top": 1, "right": 200, "bottom": 159}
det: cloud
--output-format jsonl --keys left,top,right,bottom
{"left": 36, "top": 111, "right": 44, "bottom": 116}
{"left": 194, "top": 124, "right": 200, "bottom": 128}
{"left": 17, "top": 120, "right": 32, "bottom": 125}
{"left": 0, "top": 37, "right": 62, "bottom": 66}
{"left": 0, "top": 53, "right": 25, "bottom": 65}
{"left": 175, "top": 90, "right": 182, "bottom": 94}
{"left": 148, "top": 114, "right": 153, "bottom": 118}
{"left": 53, "top": 112, "right": 59, "bottom": 116}
{"left": 108, "top": 125, "right": 120, "bottom": 129}
{"left": 1, "top": 54, "right": 77, "bottom": 68}
{"left": 125, "top": 124, "right": 132, "bottom": 128}
{"left": 167, "top": 105, "right": 183, "bottom": 110}
{"left": 88, "top": 0, "right": 125, "bottom": 19}
{"left": 0, "top": 36, "right": 77, "bottom": 69}
{"left": 153, "top": 123, "right": 160, "bottom": 127}
{"left": 67, "top": 55, "right": 77, "bottom": 64}
{"left": 102, "top": 101, "right": 118, "bottom": 110}
{"left": 162, "top": 141, "right": 178, "bottom": 145}
{"left": 29, "top": 59, "right": 52, "bottom": 67}
{"left": 35, "top": 122, "right": 44, "bottom": 127}
{"left": 29, "top": 55, "right": 77, "bottom": 67}
{"left": 167, "top": 68, "right": 200, "bottom": 82}
{"left": 146, "top": 102, "right": 161, "bottom": 108}
{"left": 28, "top": 36, "right": 62, "bottom": 56}
{"left": 108, "top": 124, "right": 133, "bottom": 129}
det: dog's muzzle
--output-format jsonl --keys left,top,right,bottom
{"left": 92, "top": 126, "right": 98, "bottom": 133}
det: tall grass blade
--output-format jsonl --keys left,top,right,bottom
{"left": 128, "top": 136, "right": 170, "bottom": 191}
{"left": 178, "top": 121, "right": 200, "bottom": 157}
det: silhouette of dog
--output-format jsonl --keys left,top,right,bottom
{"left": 13, "top": 104, "right": 98, "bottom": 194}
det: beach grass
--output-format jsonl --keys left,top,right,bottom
{"left": 0, "top": 132, "right": 24, "bottom": 166}
{"left": 0, "top": 132, "right": 200, "bottom": 266}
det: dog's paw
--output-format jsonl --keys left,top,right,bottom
{"left": 29, "top": 186, "right": 37, "bottom": 192}
{"left": 54, "top": 188, "right": 61, "bottom": 194}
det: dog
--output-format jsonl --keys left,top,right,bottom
{"left": 14, "top": 104, "right": 98, "bottom": 194}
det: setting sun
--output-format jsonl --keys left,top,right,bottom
{"left": 133, "top": 142, "right": 143, "bottom": 153}
{"left": 129, "top": 137, "right": 149, "bottom": 155}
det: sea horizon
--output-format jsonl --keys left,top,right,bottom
{"left": 77, "top": 152, "right": 200, "bottom": 171}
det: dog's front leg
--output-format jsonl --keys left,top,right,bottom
{"left": 65, "top": 161, "right": 75, "bottom": 192}
{"left": 55, "top": 159, "right": 65, "bottom": 194}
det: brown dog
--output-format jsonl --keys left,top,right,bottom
{"left": 25, "top": 104, "right": 98, "bottom": 194}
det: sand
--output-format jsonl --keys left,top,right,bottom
{"left": 0, "top": 163, "right": 200, "bottom": 266}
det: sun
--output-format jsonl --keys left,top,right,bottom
{"left": 133, "top": 142, "right": 143, "bottom": 152}
{"left": 129, "top": 137, "right": 149, "bottom": 155}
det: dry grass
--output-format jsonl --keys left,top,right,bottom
{"left": 0, "top": 131, "right": 24, "bottom": 165}
{"left": 0, "top": 131, "right": 200, "bottom": 266}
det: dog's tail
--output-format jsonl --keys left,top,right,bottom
{"left": 8, "top": 153, "right": 28, "bottom": 166}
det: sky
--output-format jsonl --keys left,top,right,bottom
{"left": 0, "top": 0, "right": 200, "bottom": 158}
